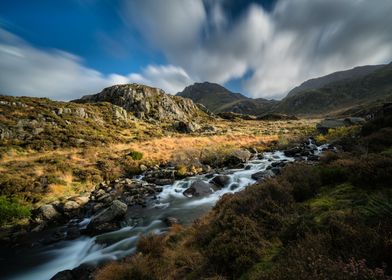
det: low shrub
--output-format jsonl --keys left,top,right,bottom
{"left": 363, "top": 127, "right": 392, "bottom": 153}
{"left": 95, "top": 255, "right": 160, "bottom": 280}
{"left": 319, "top": 166, "right": 348, "bottom": 185}
{"left": 203, "top": 212, "right": 265, "bottom": 278}
{"left": 280, "top": 164, "right": 322, "bottom": 202}
{"left": 127, "top": 150, "right": 144, "bottom": 161}
{"left": 348, "top": 154, "right": 392, "bottom": 189}
{"left": 137, "top": 234, "right": 165, "bottom": 258}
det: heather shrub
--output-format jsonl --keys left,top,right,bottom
{"left": 95, "top": 255, "right": 160, "bottom": 280}
{"left": 137, "top": 234, "right": 165, "bottom": 258}
{"left": 203, "top": 212, "right": 265, "bottom": 278}
{"left": 364, "top": 127, "right": 392, "bottom": 152}
{"left": 319, "top": 166, "right": 348, "bottom": 185}
{"left": 252, "top": 234, "right": 392, "bottom": 280}
{"left": 213, "top": 180, "right": 294, "bottom": 237}
{"left": 280, "top": 164, "right": 322, "bottom": 202}
{"left": 348, "top": 154, "right": 392, "bottom": 189}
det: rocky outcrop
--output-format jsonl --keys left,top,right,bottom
{"left": 74, "top": 84, "right": 211, "bottom": 123}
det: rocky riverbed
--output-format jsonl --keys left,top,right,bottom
{"left": 1, "top": 138, "right": 333, "bottom": 280}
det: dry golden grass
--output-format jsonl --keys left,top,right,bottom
{"left": 0, "top": 119, "right": 317, "bottom": 206}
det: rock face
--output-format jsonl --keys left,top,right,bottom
{"left": 74, "top": 84, "right": 210, "bottom": 123}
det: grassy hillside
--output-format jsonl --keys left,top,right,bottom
{"left": 287, "top": 64, "right": 385, "bottom": 97}
{"left": 177, "top": 82, "right": 277, "bottom": 115}
{"left": 275, "top": 63, "right": 392, "bottom": 116}
{"left": 95, "top": 106, "right": 392, "bottom": 280}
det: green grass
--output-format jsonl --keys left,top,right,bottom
{"left": 308, "top": 183, "right": 367, "bottom": 224}
{"left": 0, "top": 196, "right": 31, "bottom": 226}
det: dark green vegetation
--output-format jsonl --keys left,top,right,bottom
{"left": 178, "top": 63, "right": 392, "bottom": 117}
{"left": 0, "top": 196, "right": 31, "bottom": 226}
{"left": 177, "top": 82, "right": 277, "bottom": 115}
{"left": 96, "top": 105, "right": 392, "bottom": 280}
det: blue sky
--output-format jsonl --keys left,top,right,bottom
{"left": 0, "top": 0, "right": 392, "bottom": 100}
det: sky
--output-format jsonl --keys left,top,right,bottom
{"left": 0, "top": 0, "right": 392, "bottom": 100}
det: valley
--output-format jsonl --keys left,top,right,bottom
{"left": 0, "top": 66, "right": 391, "bottom": 280}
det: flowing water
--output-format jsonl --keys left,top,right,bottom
{"left": 2, "top": 142, "right": 327, "bottom": 280}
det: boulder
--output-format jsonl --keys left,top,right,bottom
{"left": 225, "top": 149, "right": 252, "bottom": 166}
{"left": 251, "top": 170, "right": 275, "bottom": 181}
{"left": 86, "top": 200, "right": 127, "bottom": 234}
{"left": 183, "top": 180, "right": 213, "bottom": 198}
{"left": 153, "top": 178, "right": 175, "bottom": 186}
{"left": 211, "top": 175, "right": 231, "bottom": 188}
{"left": 63, "top": 201, "right": 80, "bottom": 212}
{"left": 316, "top": 119, "right": 347, "bottom": 134}
{"left": 71, "top": 196, "right": 89, "bottom": 206}
{"left": 283, "top": 147, "right": 302, "bottom": 157}
{"left": 173, "top": 121, "right": 201, "bottom": 133}
{"left": 51, "top": 264, "right": 95, "bottom": 280}
{"left": 344, "top": 117, "right": 365, "bottom": 125}
{"left": 140, "top": 164, "right": 148, "bottom": 172}
{"left": 38, "top": 204, "right": 61, "bottom": 221}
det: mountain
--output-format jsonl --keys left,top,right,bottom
{"left": 275, "top": 62, "right": 392, "bottom": 116}
{"left": 0, "top": 84, "right": 216, "bottom": 150}
{"left": 73, "top": 83, "right": 211, "bottom": 123}
{"left": 177, "top": 82, "right": 277, "bottom": 115}
{"left": 287, "top": 64, "right": 385, "bottom": 97}
{"left": 178, "top": 63, "right": 392, "bottom": 117}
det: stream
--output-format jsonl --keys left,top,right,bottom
{"left": 2, "top": 141, "right": 327, "bottom": 280}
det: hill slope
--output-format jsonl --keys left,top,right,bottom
{"left": 287, "top": 64, "right": 385, "bottom": 97}
{"left": 275, "top": 62, "right": 392, "bottom": 116}
{"left": 177, "top": 82, "right": 277, "bottom": 115}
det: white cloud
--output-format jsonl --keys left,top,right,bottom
{"left": 127, "top": 65, "right": 194, "bottom": 94}
{"left": 0, "top": 28, "right": 193, "bottom": 99}
{"left": 125, "top": 0, "right": 392, "bottom": 99}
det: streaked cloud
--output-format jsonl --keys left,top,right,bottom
{"left": 0, "top": 28, "right": 193, "bottom": 99}
{"left": 125, "top": 0, "right": 392, "bottom": 99}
